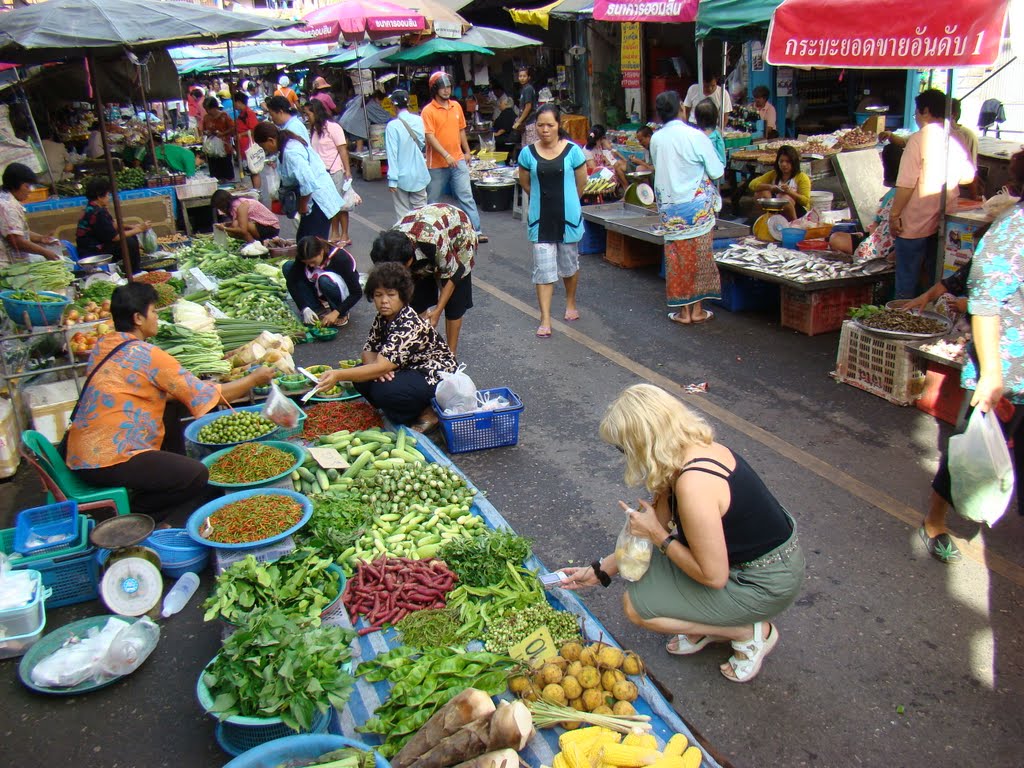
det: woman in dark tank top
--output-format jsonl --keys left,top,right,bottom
{"left": 558, "top": 383, "right": 805, "bottom": 683}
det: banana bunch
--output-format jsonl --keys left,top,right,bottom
{"left": 583, "top": 178, "right": 617, "bottom": 196}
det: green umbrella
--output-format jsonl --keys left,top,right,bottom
{"left": 344, "top": 44, "right": 401, "bottom": 70}
{"left": 323, "top": 43, "right": 389, "bottom": 66}
{"left": 385, "top": 38, "right": 493, "bottom": 63}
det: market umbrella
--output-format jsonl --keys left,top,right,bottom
{"left": 387, "top": 0, "right": 470, "bottom": 36}
{"left": 0, "top": 0, "right": 299, "bottom": 277}
{"left": 461, "top": 26, "right": 542, "bottom": 49}
{"left": 344, "top": 45, "right": 403, "bottom": 70}
{"left": 321, "top": 43, "right": 391, "bottom": 67}
{"left": 299, "top": 1, "right": 427, "bottom": 44}
{"left": 386, "top": 38, "right": 493, "bottom": 63}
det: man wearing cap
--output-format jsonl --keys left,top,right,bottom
{"left": 274, "top": 75, "right": 299, "bottom": 109}
{"left": 421, "top": 72, "right": 488, "bottom": 243}
{"left": 385, "top": 89, "right": 430, "bottom": 222}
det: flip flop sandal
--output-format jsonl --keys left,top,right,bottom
{"left": 666, "top": 634, "right": 715, "bottom": 656}
{"left": 667, "top": 312, "right": 690, "bottom": 325}
{"left": 536, "top": 326, "right": 552, "bottom": 338}
{"left": 477, "top": 234, "right": 489, "bottom": 244}
{"left": 689, "top": 309, "right": 715, "bottom": 324}
{"left": 564, "top": 309, "right": 580, "bottom": 322}
{"left": 918, "top": 526, "right": 962, "bottom": 564}
{"left": 721, "top": 622, "right": 779, "bottom": 683}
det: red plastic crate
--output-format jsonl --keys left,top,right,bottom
{"left": 916, "top": 361, "right": 967, "bottom": 425}
{"left": 781, "top": 284, "right": 873, "bottom": 336}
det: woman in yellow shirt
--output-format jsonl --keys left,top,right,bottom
{"left": 749, "top": 145, "right": 811, "bottom": 221}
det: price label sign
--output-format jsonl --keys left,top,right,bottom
{"left": 509, "top": 626, "right": 559, "bottom": 669}
{"left": 308, "top": 446, "right": 349, "bottom": 469}
{"left": 189, "top": 267, "right": 216, "bottom": 292}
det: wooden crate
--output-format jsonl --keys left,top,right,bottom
{"left": 604, "top": 230, "right": 662, "bottom": 269}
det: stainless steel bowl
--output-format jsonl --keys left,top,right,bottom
{"left": 77, "top": 254, "right": 113, "bottom": 268}
{"left": 758, "top": 197, "right": 790, "bottom": 211}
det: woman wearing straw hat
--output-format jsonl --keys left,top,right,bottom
{"left": 310, "top": 76, "right": 338, "bottom": 116}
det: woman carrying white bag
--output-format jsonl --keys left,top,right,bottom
{"left": 921, "top": 201, "right": 1024, "bottom": 563}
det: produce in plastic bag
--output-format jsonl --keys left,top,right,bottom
{"left": 140, "top": 228, "right": 158, "bottom": 254}
{"left": 30, "top": 616, "right": 159, "bottom": 687}
{"left": 99, "top": 616, "right": 160, "bottom": 676}
{"left": 949, "top": 408, "right": 1014, "bottom": 526}
{"left": 435, "top": 364, "right": 477, "bottom": 415}
{"left": 614, "top": 509, "right": 652, "bottom": 581}
{"left": 262, "top": 381, "right": 303, "bottom": 429}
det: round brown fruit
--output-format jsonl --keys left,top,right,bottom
{"left": 560, "top": 642, "right": 583, "bottom": 661}
{"left": 612, "top": 700, "right": 637, "bottom": 716}
{"left": 561, "top": 675, "right": 583, "bottom": 700}
{"left": 612, "top": 680, "right": 639, "bottom": 702}
{"left": 541, "top": 684, "right": 567, "bottom": 706}
{"left": 622, "top": 652, "right": 645, "bottom": 676}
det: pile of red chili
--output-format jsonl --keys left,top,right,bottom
{"left": 202, "top": 495, "right": 303, "bottom": 544}
{"left": 301, "top": 400, "right": 382, "bottom": 440}
{"left": 134, "top": 270, "right": 173, "bottom": 284}
{"left": 343, "top": 557, "right": 457, "bottom": 632}
{"left": 208, "top": 442, "right": 296, "bottom": 484}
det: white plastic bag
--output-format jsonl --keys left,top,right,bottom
{"left": 339, "top": 185, "right": 362, "bottom": 212}
{"left": 949, "top": 408, "right": 1014, "bottom": 526}
{"left": 99, "top": 616, "right": 160, "bottom": 676}
{"left": 614, "top": 510, "right": 652, "bottom": 582}
{"left": 982, "top": 189, "right": 1021, "bottom": 218}
{"left": 435, "top": 364, "right": 477, "bottom": 415}
{"left": 203, "top": 135, "right": 226, "bottom": 158}
{"left": 262, "top": 164, "right": 281, "bottom": 201}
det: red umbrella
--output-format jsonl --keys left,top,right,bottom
{"left": 766, "top": 0, "right": 1009, "bottom": 68}
{"left": 300, "top": 0, "right": 426, "bottom": 43}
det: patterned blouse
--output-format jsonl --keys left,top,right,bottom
{"left": 962, "top": 205, "right": 1024, "bottom": 403}
{"left": 0, "top": 189, "right": 29, "bottom": 266}
{"left": 362, "top": 305, "right": 458, "bottom": 386}
{"left": 395, "top": 203, "right": 477, "bottom": 281}
{"left": 66, "top": 332, "right": 222, "bottom": 469}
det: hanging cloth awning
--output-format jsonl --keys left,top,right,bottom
{"left": 765, "top": 0, "right": 1010, "bottom": 69}
{"left": 592, "top": 0, "right": 696, "bottom": 23}
{"left": 507, "top": 0, "right": 592, "bottom": 31}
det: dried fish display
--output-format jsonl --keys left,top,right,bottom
{"left": 858, "top": 309, "right": 948, "bottom": 335}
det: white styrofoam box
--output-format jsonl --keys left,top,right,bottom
{"left": 22, "top": 379, "right": 80, "bottom": 443}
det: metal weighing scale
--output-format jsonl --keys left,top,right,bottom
{"left": 89, "top": 514, "right": 164, "bottom": 617}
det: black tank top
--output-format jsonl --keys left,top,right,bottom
{"left": 669, "top": 451, "right": 792, "bottom": 565}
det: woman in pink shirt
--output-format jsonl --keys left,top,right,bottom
{"left": 210, "top": 190, "right": 280, "bottom": 243}
{"left": 305, "top": 99, "right": 353, "bottom": 245}
{"left": 309, "top": 76, "right": 337, "bottom": 116}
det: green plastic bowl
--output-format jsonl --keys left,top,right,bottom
{"left": 310, "top": 327, "right": 338, "bottom": 342}
{"left": 275, "top": 375, "right": 308, "bottom": 392}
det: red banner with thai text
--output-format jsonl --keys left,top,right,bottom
{"left": 765, "top": 0, "right": 1008, "bottom": 69}
{"left": 593, "top": 0, "right": 698, "bottom": 24}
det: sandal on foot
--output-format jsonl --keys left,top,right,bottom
{"left": 689, "top": 309, "right": 715, "bottom": 324}
{"left": 564, "top": 309, "right": 580, "bottom": 322}
{"left": 667, "top": 312, "right": 690, "bottom": 325}
{"left": 918, "top": 526, "right": 962, "bottom": 564}
{"left": 536, "top": 325, "right": 552, "bottom": 338}
{"left": 666, "top": 634, "right": 716, "bottom": 656}
{"left": 477, "top": 234, "right": 489, "bottom": 244}
{"left": 721, "top": 622, "right": 779, "bottom": 683}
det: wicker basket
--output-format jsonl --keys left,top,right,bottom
{"left": 832, "top": 321, "right": 925, "bottom": 405}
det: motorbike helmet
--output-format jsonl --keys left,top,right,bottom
{"left": 391, "top": 89, "right": 410, "bottom": 109}
{"left": 429, "top": 71, "right": 452, "bottom": 95}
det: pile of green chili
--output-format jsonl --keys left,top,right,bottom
{"left": 203, "top": 495, "right": 303, "bottom": 544}
{"left": 208, "top": 442, "right": 296, "bottom": 484}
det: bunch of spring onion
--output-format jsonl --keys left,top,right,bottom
{"left": 152, "top": 322, "right": 231, "bottom": 377}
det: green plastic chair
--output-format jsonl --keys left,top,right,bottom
{"left": 21, "top": 430, "right": 131, "bottom": 517}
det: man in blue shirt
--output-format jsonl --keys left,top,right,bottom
{"left": 384, "top": 89, "right": 430, "bottom": 222}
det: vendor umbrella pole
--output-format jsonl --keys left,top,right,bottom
{"left": 935, "top": 68, "right": 954, "bottom": 283}
{"left": 720, "top": 42, "right": 728, "bottom": 132}
{"left": 136, "top": 63, "right": 159, "bottom": 173}
{"left": 14, "top": 72, "right": 56, "bottom": 193}
{"left": 88, "top": 54, "right": 134, "bottom": 280}
{"left": 226, "top": 41, "right": 243, "bottom": 181}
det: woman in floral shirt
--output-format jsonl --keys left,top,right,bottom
{"left": 315, "top": 263, "right": 457, "bottom": 431}
{"left": 920, "top": 202, "right": 1024, "bottom": 562}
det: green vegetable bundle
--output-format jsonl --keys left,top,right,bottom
{"left": 484, "top": 601, "right": 582, "bottom": 654}
{"left": 0, "top": 260, "right": 74, "bottom": 292}
{"left": 300, "top": 490, "right": 375, "bottom": 558}
{"left": 437, "top": 529, "right": 533, "bottom": 588}
{"left": 215, "top": 317, "right": 305, "bottom": 349}
{"left": 446, "top": 562, "right": 548, "bottom": 641}
{"left": 79, "top": 281, "right": 116, "bottom": 304}
{"left": 203, "top": 610, "right": 356, "bottom": 731}
{"left": 203, "top": 549, "right": 341, "bottom": 625}
{"left": 152, "top": 322, "right": 230, "bottom": 376}
{"left": 356, "top": 646, "right": 515, "bottom": 757}
{"left": 227, "top": 291, "right": 302, "bottom": 328}
{"left": 116, "top": 167, "right": 146, "bottom": 190}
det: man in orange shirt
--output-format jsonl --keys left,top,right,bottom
{"left": 421, "top": 72, "right": 488, "bottom": 243}
{"left": 274, "top": 75, "right": 299, "bottom": 108}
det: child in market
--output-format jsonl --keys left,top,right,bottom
{"left": 693, "top": 99, "right": 726, "bottom": 166}
{"left": 283, "top": 236, "right": 361, "bottom": 328}
{"left": 584, "top": 125, "right": 629, "bottom": 192}
{"left": 210, "top": 189, "right": 279, "bottom": 244}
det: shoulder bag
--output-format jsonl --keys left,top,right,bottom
{"left": 58, "top": 339, "right": 137, "bottom": 458}
{"left": 278, "top": 131, "right": 309, "bottom": 218}
{"left": 395, "top": 115, "right": 425, "bottom": 152}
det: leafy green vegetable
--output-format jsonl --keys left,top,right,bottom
{"left": 203, "top": 548, "right": 341, "bottom": 625}
{"left": 298, "top": 490, "right": 374, "bottom": 557}
{"left": 437, "top": 529, "right": 532, "bottom": 588}
{"left": 848, "top": 304, "right": 883, "bottom": 320}
{"left": 355, "top": 647, "right": 515, "bottom": 757}
{"left": 203, "top": 610, "right": 356, "bottom": 731}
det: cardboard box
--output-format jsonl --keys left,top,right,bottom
{"left": 23, "top": 379, "right": 80, "bottom": 443}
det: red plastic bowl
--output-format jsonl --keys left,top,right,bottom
{"left": 797, "top": 239, "right": 829, "bottom": 251}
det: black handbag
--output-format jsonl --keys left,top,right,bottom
{"left": 280, "top": 186, "right": 300, "bottom": 218}
{"left": 58, "top": 340, "right": 136, "bottom": 459}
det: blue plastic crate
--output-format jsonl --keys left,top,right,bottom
{"left": 709, "top": 271, "right": 780, "bottom": 313}
{"left": 14, "top": 500, "right": 79, "bottom": 555}
{"left": 578, "top": 220, "right": 607, "bottom": 255}
{"left": 432, "top": 387, "right": 523, "bottom": 454}
{"left": 1, "top": 515, "right": 92, "bottom": 565}
{"left": 13, "top": 524, "right": 99, "bottom": 608}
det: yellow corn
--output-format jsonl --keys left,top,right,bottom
{"left": 650, "top": 758, "right": 687, "bottom": 768}
{"left": 663, "top": 734, "right": 689, "bottom": 757}
{"left": 559, "top": 726, "right": 622, "bottom": 751}
{"left": 553, "top": 754, "right": 570, "bottom": 768}
{"left": 601, "top": 744, "right": 660, "bottom": 767}
{"left": 622, "top": 733, "right": 658, "bottom": 750}
{"left": 680, "top": 746, "right": 703, "bottom": 768}
{"left": 562, "top": 743, "right": 590, "bottom": 768}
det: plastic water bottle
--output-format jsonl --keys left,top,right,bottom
{"left": 161, "top": 572, "right": 200, "bottom": 618}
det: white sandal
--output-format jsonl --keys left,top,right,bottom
{"left": 721, "top": 622, "right": 779, "bottom": 683}
{"left": 666, "top": 634, "right": 715, "bottom": 656}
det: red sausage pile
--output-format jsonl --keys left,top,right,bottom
{"left": 343, "top": 557, "right": 458, "bottom": 633}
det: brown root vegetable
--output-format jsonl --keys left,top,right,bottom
{"left": 392, "top": 689, "right": 496, "bottom": 768}
{"left": 407, "top": 717, "right": 492, "bottom": 768}
{"left": 450, "top": 748, "right": 520, "bottom": 768}
{"left": 487, "top": 700, "right": 533, "bottom": 751}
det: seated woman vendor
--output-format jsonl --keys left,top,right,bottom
{"left": 748, "top": 145, "right": 810, "bottom": 222}
{"left": 558, "top": 384, "right": 805, "bottom": 683}
{"left": 76, "top": 177, "right": 151, "bottom": 274}
{"left": 314, "top": 262, "right": 458, "bottom": 432}
{"left": 210, "top": 189, "right": 280, "bottom": 243}
{"left": 284, "top": 236, "right": 361, "bottom": 328}
{"left": 65, "top": 283, "right": 275, "bottom": 523}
